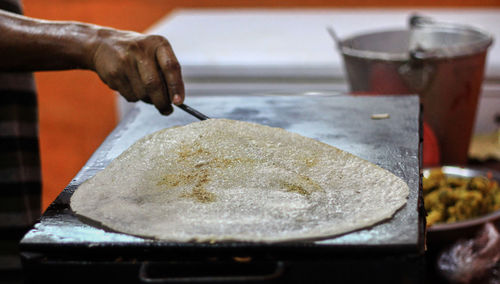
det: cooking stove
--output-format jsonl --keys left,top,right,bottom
{"left": 21, "top": 94, "right": 424, "bottom": 283}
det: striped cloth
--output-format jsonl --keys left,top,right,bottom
{"left": 0, "top": 0, "right": 42, "bottom": 277}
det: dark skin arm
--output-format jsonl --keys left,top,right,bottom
{"left": 0, "top": 10, "right": 184, "bottom": 115}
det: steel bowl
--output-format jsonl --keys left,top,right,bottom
{"left": 425, "top": 166, "right": 500, "bottom": 245}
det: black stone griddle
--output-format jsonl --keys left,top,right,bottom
{"left": 20, "top": 94, "right": 425, "bottom": 283}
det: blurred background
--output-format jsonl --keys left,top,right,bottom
{"left": 21, "top": 0, "right": 500, "bottom": 210}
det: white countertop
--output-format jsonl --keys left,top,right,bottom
{"left": 149, "top": 8, "right": 500, "bottom": 81}
{"left": 117, "top": 8, "right": 499, "bottom": 133}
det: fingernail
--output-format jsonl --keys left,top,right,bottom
{"left": 173, "top": 94, "right": 182, "bottom": 105}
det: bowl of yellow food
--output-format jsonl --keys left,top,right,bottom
{"left": 424, "top": 166, "right": 500, "bottom": 245}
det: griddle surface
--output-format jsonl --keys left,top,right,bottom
{"left": 21, "top": 95, "right": 423, "bottom": 255}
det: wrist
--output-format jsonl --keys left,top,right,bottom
{"left": 72, "top": 22, "right": 103, "bottom": 70}
{"left": 36, "top": 20, "right": 103, "bottom": 70}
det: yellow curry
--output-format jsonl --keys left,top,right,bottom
{"left": 423, "top": 169, "right": 500, "bottom": 227}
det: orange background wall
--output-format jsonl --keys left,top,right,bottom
{"left": 21, "top": 0, "right": 500, "bottom": 210}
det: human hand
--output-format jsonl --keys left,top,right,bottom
{"left": 91, "top": 29, "right": 184, "bottom": 115}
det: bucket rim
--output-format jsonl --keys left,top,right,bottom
{"left": 338, "top": 27, "right": 493, "bottom": 61}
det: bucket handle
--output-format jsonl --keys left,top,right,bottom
{"left": 326, "top": 26, "right": 342, "bottom": 49}
{"left": 409, "top": 14, "right": 485, "bottom": 34}
{"left": 399, "top": 50, "right": 437, "bottom": 94}
{"left": 409, "top": 14, "right": 434, "bottom": 28}
{"left": 408, "top": 14, "right": 493, "bottom": 60}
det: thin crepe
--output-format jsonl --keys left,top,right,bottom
{"left": 71, "top": 119, "right": 409, "bottom": 242}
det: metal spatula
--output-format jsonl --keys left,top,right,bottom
{"left": 177, "top": 103, "right": 210, "bottom": 120}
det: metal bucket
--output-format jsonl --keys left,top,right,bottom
{"left": 337, "top": 15, "right": 493, "bottom": 165}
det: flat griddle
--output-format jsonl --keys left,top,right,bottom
{"left": 20, "top": 94, "right": 424, "bottom": 283}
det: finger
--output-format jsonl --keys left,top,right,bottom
{"left": 115, "top": 78, "right": 138, "bottom": 103}
{"left": 156, "top": 45, "right": 185, "bottom": 105}
{"left": 137, "top": 57, "right": 172, "bottom": 115}
{"left": 142, "top": 96, "right": 152, "bottom": 104}
{"left": 99, "top": 65, "right": 138, "bottom": 103}
{"left": 127, "top": 61, "right": 148, "bottom": 103}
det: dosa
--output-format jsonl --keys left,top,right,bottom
{"left": 71, "top": 119, "right": 409, "bottom": 242}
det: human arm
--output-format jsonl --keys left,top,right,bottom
{"left": 0, "top": 9, "right": 184, "bottom": 114}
